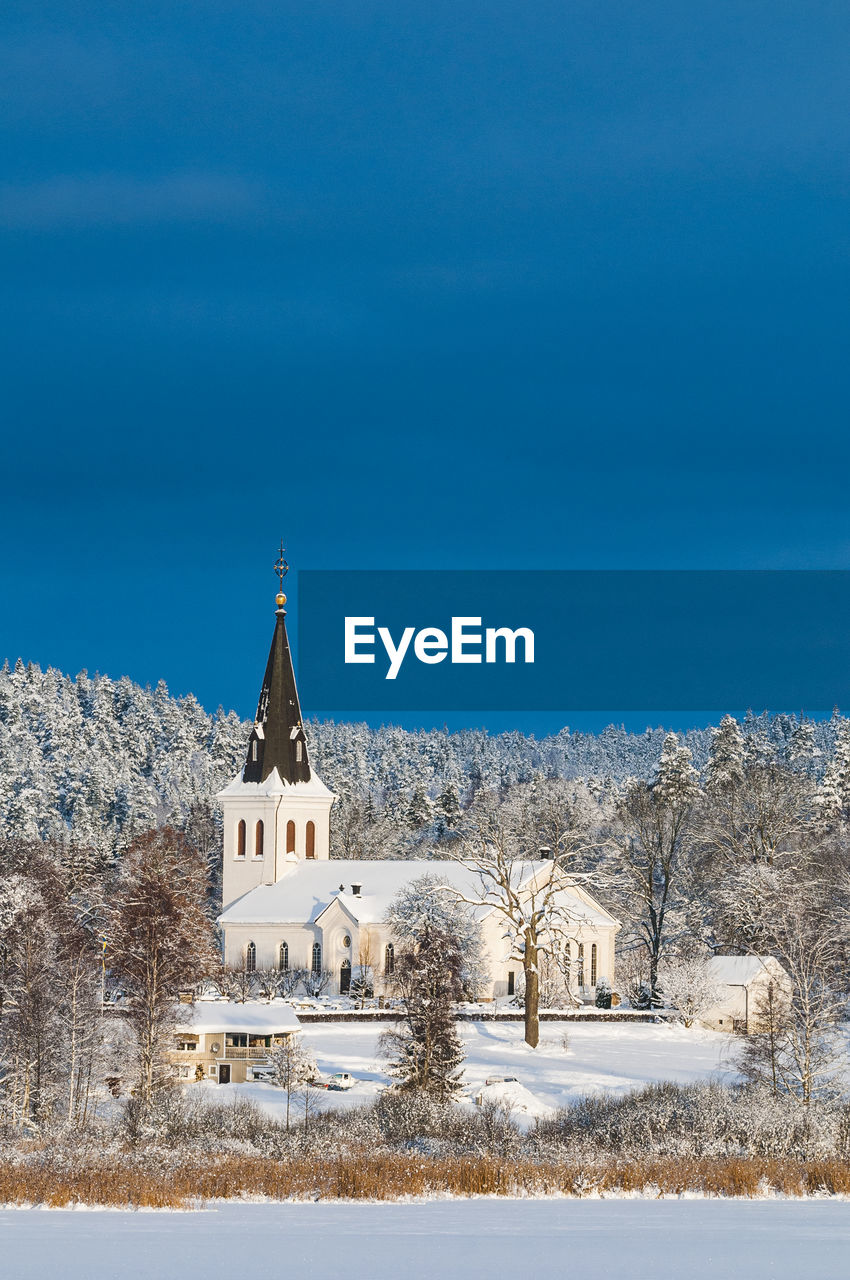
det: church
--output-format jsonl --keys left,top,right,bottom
{"left": 218, "top": 576, "right": 619, "bottom": 1000}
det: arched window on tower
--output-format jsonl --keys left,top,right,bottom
{"left": 279, "top": 942, "right": 289, "bottom": 972}
{"left": 384, "top": 942, "right": 395, "bottom": 976}
{"left": 286, "top": 820, "right": 296, "bottom": 854}
{"left": 245, "top": 941, "right": 256, "bottom": 973}
{"left": 255, "top": 820, "right": 264, "bottom": 859}
{"left": 236, "top": 820, "right": 246, "bottom": 859}
{"left": 296, "top": 739, "right": 303, "bottom": 763}
{"left": 311, "top": 941, "right": 322, "bottom": 973}
{"left": 306, "top": 821, "right": 316, "bottom": 859}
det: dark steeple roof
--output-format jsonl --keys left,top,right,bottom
{"left": 242, "top": 604, "right": 311, "bottom": 785}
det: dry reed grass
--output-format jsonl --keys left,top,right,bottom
{"left": 1, "top": 1152, "right": 848, "bottom": 1208}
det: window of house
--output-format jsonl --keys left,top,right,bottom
{"left": 255, "top": 820, "right": 264, "bottom": 859}
{"left": 591, "top": 943, "right": 598, "bottom": 987}
{"left": 176, "top": 1038, "right": 198, "bottom": 1051}
{"left": 385, "top": 942, "right": 395, "bottom": 976}
{"left": 279, "top": 941, "right": 289, "bottom": 971}
{"left": 208, "top": 1065, "right": 216, "bottom": 1077}
{"left": 507, "top": 970, "right": 515, "bottom": 996}
{"left": 236, "top": 819, "right": 246, "bottom": 859}
{"left": 312, "top": 941, "right": 322, "bottom": 973}
{"left": 226, "top": 1033, "right": 248, "bottom": 1048}
{"left": 245, "top": 941, "right": 257, "bottom": 973}
{"left": 286, "top": 820, "right": 296, "bottom": 854}
{"left": 306, "top": 821, "right": 316, "bottom": 859}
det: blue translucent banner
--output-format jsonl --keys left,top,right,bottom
{"left": 296, "top": 570, "right": 850, "bottom": 712}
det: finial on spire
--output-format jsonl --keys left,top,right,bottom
{"left": 274, "top": 539, "right": 289, "bottom": 609}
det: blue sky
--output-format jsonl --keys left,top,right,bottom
{"left": 2, "top": 2, "right": 849, "bottom": 733}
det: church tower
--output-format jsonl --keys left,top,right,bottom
{"left": 218, "top": 548, "right": 334, "bottom": 911}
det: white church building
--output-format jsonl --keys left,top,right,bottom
{"left": 217, "top": 579, "right": 619, "bottom": 1000}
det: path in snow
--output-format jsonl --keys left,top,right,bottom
{"left": 3, "top": 1200, "right": 849, "bottom": 1280}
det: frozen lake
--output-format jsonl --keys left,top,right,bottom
{"left": 3, "top": 1199, "right": 849, "bottom": 1280}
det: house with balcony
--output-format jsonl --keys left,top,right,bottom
{"left": 171, "top": 1000, "right": 301, "bottom": 1084}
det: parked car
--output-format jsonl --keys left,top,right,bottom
{"left": 327, "top": 1072, "right": 356, "bottom": 1091}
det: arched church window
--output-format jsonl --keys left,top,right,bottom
{"left": 236, "top": 820, "right": 246, "bottom": 859}
{"left": 311, "top": 942, "right": 322, "bottom": 973}
{"left": 577, "top": 943, "right": 585, "bottom": 987}
{"left": 255, "top": 820, "right": 264, "bottom": 858}
{"left": 252, "top": 740, "right": 258, "bottom": 761}
{"left": 245, "top": 941, "right": 257, "bottom": 973}
{"left": 591, "top": 943, "right": 598, "bottom": 987}
{"left": 564, "top": 944, "right": 571, "bottom": 985}
{"left": 306, "top": 821, "right": 316, "bottom": 859}
{"left": 286, "top": 820, "right": 296, "bottom": 854}
{"left": 279, "top": 942, "right": 289, "bottom": 971}
{"left": 385, "top": 943, "right": 395, "bottom": 976}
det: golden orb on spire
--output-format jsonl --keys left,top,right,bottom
{"left": 276, "top": 591, "right": 287, "bottom": 607}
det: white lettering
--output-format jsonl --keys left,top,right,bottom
{"left": 452, "top": 616, "right": 482, "bottom": 663}
{"left": 378, "top": 625, "right": 416, "bottom": 680}
{"left": 414, "top": 627, "right": 448, "bottom": 664}
{"left": 345, "top": 617, "right": 376, "bottom": 663}
{"left": 485, "top": 626, "right": 535, "bottom": 664}
{"left": 345, "top": 617, "right": 534, "bottom": 677}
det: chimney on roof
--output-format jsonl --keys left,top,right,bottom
{"left": 539, "top": 846, "right": 554, "bottom": 860}
{"left": 351, "top": 884, "right": 362, "bottom": 897}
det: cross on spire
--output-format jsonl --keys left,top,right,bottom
{"left": 274, "top": 539, "right": 289, "bottom": 591}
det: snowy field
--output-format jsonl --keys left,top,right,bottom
{"left": 4, "top": 1201, "right": 850, "bottom": 1280}
{"left": 213, "top": 1020, "right": 740, "bottom": 1122}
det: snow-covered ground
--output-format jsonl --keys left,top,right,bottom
{"left": 209, "top": 1020, "right": 740, "bottom": 1123}
{"left": 4, "top": 1201, "right": 850, "bottom": 1279}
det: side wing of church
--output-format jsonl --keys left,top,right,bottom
{"left": 217, "top": 576, "right": 619, "bottom": 1001}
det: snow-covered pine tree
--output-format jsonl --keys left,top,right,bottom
{"left": 380, "top": 922, "right": 465, "bottom": 1100}
{"left": 704, "top": 714, "right": 745, "bottom": 794}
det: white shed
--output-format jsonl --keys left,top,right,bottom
{"left": 701, "top": 955, "right": 792, "bottom": 1033}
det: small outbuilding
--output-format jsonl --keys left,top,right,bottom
{"left": 701, "top": 955, "right": 792, "bottom": 1033}
{"left": 170, "top": 1000, "right": 301, "bottom": 1084}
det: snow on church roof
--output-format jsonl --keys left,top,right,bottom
{"left": 217, "top": 766, "right": 334, "bottom": 801}
{"left": 218, "top": 859, "right": 618, "bottom": 928}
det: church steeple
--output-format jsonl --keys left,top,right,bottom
{"left": 242, "top": 544, "right": 311, "bottom": 785}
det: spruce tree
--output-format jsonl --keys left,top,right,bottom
{"left": 381, "top": 923, "right": 465, "bottom": 1100}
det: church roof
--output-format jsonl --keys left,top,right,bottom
{"left": 241, "top": 604, "right": 311, "bottom": 786}
{"left": 218, "top": 858, "right": 620, "bottom": 929}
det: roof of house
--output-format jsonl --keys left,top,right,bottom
{"left": 175, "top": 1000, "right": 301, "bottom": 1035}
{"left": 707, "top": 955, "right": 785, "bottom": 986}
{"left": 218, "top": 858, "right": 619, "bottom": 929}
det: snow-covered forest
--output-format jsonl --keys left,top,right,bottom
{"left": 0, "top": 657, "right": 844, "bottom": 858}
